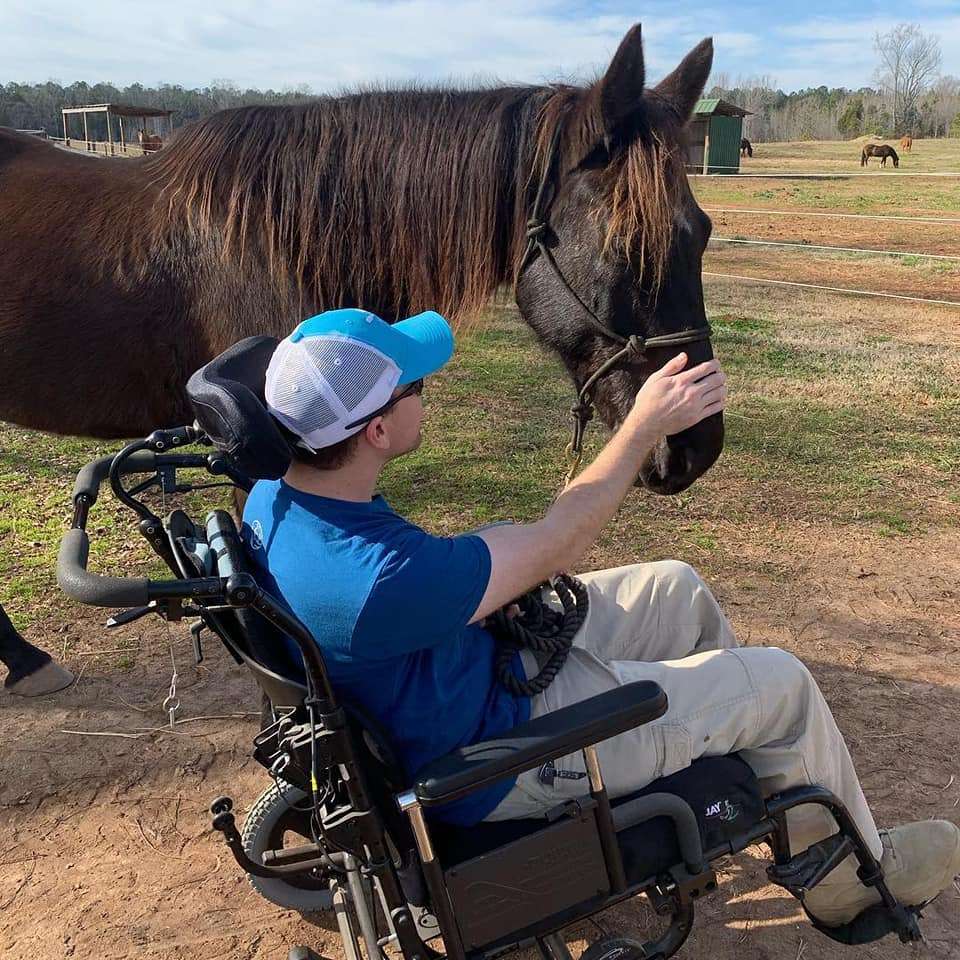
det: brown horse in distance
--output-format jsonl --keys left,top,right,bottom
{"left": 740, "top": 137, "right": 753, "bottom": 158}
{"left": 0, "top": 25, "right": 721, "bottom": 497}
{"left": 900, "top": 135, "right": 913, "bottom": 152}
{"left": 860, "top": 143, "right": 899, "bottom": 168}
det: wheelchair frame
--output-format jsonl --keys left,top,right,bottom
{"left": 57, "top": 420, "right": 926, "bottom": 960}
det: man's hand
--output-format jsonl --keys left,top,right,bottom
{"left": 627, "top": 352, "right": 727, "bottom": 440}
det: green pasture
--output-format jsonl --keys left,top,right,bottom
{"left": 2, "top": 292, "right": 957, "bottom": 633}
{"left": 692, "top": 137, "right": 960, "bottom": 214}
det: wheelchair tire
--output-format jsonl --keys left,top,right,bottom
{"left": 241, "top": 782, "right": 333, "bottom": 914}
{"left": 579, "top": 936, "right": 649, "bottom": 960}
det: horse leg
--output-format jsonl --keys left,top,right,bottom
{"left": 1, "top": 601, "right": 73, "bottom": 696}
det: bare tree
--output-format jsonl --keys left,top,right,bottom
{"left": 874, "top": 23, "right": 942, "bottom": 134}
{"left": 924, "top": 75, "right": 960, "bottom": 137}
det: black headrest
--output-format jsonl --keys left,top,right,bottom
{"left": 186, "top": 336, "right": 293, "bottom": 481}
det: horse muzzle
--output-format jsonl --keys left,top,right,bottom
{"left": 637, "top": 412, "right": 724, "bottom": 494}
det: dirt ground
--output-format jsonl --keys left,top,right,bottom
{"left": 1, "top": 525, "right": 958, "bottom": 960}
{"left": 704, "top": 211, "right": 960, "bottom": 259}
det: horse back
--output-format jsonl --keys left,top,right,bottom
{"left": 0, "top": 127, "right": 50, "bottom": 166}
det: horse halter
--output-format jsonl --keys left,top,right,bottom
{"left": 517, "top": 119, "right": 713, "bottom": 482}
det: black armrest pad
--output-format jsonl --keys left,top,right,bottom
{"left": 414, "top": 680, "right": 667, "bottom": 807}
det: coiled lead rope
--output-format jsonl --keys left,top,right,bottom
{"left": 490, "top": 574, "right": 588, "bottom": 696}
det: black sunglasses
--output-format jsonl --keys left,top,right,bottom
{"left": 344, "top": 379, "right": 424, "bottom": 430}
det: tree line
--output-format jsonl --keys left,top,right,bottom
{"left": 714, "top": 24, "right": 958, "bottom": 142}
{"left": 710, "top": 77, "right": 959, "bottom": 142}
{"left": 0, "top": 79, "right": 314, "bottom": 139}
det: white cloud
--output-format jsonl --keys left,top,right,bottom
{"left": 773, "top": 14, "right": 960, "bottom": 90}
{"left": 8, "top": 2, "right": 951, "bottom": 94}
{"left": 0, "top": 1, "right": 717, "bottom": 90}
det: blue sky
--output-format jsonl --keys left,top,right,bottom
{"left": 2, "top": 1, "right": 958, "bottom": 93}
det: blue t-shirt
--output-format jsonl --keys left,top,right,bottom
{"left": 241, "top": 479, "right": 530, "bottom": 824}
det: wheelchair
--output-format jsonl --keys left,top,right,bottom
{"left": 57, "top": 335, "right": 926, "bottom": 960}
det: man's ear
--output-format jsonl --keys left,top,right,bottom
{"left": 366, "top": 414, "right": 400, "bottom": 454}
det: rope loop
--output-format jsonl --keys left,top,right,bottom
{"left": 526, "top": 218, "right": 547, "bottom": 240}
{"left": 489, "top": 574, "right": 588, "bottom": 697}
{"left": 570, "top": 401, "right": 593, "bottom": 424}
{"left": 626, "top": 334, "right": 647, "bottom": 359}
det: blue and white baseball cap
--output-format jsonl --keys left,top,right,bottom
{"left": 265, "top": 308, "right": 454, "bottom": 451}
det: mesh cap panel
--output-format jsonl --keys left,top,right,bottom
{"left": 264, "top": 333, "right": 402, "bottom": 451}
{"left": 302, "top": 337, "right": 390, "bottom": 413}
{"left": 268, "top": 354, "right": 339, "bottom": 433}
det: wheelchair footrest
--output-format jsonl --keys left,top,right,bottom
{"left": 768, "top": 832, "right": 925, "bottom": 946}
{"left": 766, "top": 832, "right": 853, "bottom": 896}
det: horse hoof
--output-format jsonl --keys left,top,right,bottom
{"left": 6, "top": 660, "right": 75, "bottom": 697}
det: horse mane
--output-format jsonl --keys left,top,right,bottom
{"left": 146, "top": 83, "right": 681, "bottom": 327}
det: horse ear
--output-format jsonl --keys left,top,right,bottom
{"left": 653, "top": 37, "right": 714, "bottom": 122}
{"left": 597, "top": 24, "right": 646, "bottom": 137}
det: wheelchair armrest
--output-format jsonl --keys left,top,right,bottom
{"left": 413, "top": 681, "right": 667, "bottom": 807}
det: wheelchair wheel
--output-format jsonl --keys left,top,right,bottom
{"left": 579, "top": 936, "right": 650, "bottom": 960}
{"left": 241, "top": 782, "right": 333, "bottom": 913}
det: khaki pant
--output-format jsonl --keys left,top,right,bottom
{"left": 486, "top": 562, "right": 883, "bottom": 879}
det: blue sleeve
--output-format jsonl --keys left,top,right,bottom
{"left": 351, "top": 531, "right": 491, "bottom": 657}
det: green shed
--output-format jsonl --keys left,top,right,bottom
{"left": 686, "top": 99, "right": 751, "bottom": 174}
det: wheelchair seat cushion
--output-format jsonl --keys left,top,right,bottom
{"left": 431, "top": 754, "right": 764, "bottom": 885}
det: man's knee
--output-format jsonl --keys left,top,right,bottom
{"left": 737, "top": 647, "right": 821, "bottom": 720}
{"left": 651, "top": 559, "right": 703, "bottom": 593}
{"left": 738, "top": 646, "right": 812, "bottom": 684}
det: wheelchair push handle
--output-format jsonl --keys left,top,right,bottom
{"left": 72, "top": 450, "right": 158, "bottom": 506}
{"left": 59, "top": 438, "right": 215, "bottom": 608}
{"left": 57, "top": 527, "right": 151, "bottom": 608}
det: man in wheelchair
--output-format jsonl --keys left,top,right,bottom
{"left": 239, "top": 308, "right": 959, "bottom": 937}
{"left": 59, "top": 307, "right": 957, "bottom": 960}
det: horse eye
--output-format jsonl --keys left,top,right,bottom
{"left": 578, "top": 136, "right": 614, "bottom": 171}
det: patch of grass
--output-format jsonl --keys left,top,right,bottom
{"left": 862, "top": 510, "right": 913, "bottom": 537}
{"left": 684, "top": 526, "right": 718, "bottom": 552}
{"left": 711, "top": 313, "right": 774, "bottom": 335}
{"left": 926, "top": 260, "right": 956, "bottom": 274}
{"left": 724, "top": 390, "right": 958, "bottom": 525}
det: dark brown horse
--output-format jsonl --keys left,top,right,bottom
{"left": 740, "top": 137, "right": 753, "bottom": 158}
{"left": 861, "top": 143, "right": 899, "bottom": 168}
{"left": 0, "top": 25, "right": 720, "bottom": 496}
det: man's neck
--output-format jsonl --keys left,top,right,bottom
{"left": 283, "top": 458, "right": 382, "bottom": 503}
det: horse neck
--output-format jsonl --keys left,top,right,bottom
{"left": 331, "top": 88, "right": 548, "bottom": 323}
{"left": 153, "top": 89, "right": 551, "bottom": 328}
